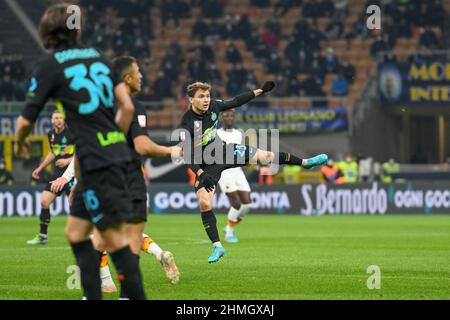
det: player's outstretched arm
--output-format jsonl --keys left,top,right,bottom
{"left": 134, "top": 135, "right": 182, "bottom": 159}
{"left": 32, "top": 151, "right": 55, "bottom": 180}
{"left": 114, "top": 82, "right": 135, "bottom": 133}
{"left": 217, "top": 81, "right": 276, "bottom": 111}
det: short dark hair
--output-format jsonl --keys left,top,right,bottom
{"left": 39, "top": 3, "right": 82, "bottom": 49}
{"left": 187, "top": 82, "right": 211, "bottom": 98}
{"left": 112, "top": 56, "right": 137, "bottom": 79}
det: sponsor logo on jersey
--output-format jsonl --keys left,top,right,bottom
{"left": 138, "top": 115, "right": 147, "bottom": 128}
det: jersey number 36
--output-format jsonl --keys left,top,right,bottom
{"left": 64, "top": 62, "right": 114, "bottom": 114}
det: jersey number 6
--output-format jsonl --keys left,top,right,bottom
{"left": 64, "top": 62, "right": 114, "bottom": 114}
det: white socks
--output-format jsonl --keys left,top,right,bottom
{"left": 148, "top": 242, "right": 163, "bottom": 261}
{"left": 227, "top": 206, "right": 240, "bottom": 222}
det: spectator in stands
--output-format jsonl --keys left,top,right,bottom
{"left": 319, "top": 0, "right": 335, "bottom": 18}
{"left": 196, "top": 43, "right": 215, "bottom": 63}
{"left": 325, "top": 17, "right": 344, "bottom": 40}
{"left": 266, "top": 52, "right": 281, "bottom": 75}
{"left": 302, "top": 75, "right": 324, "bottom": 97}
{"left": 188, "top": 54, "right": 207, "bottom": 80}
{"left": 333, "top": 0, "right": 348, "bottom": 21}
{"left": 261, "top": 26, "right": 279, "bottom": 50}
{"left": 273, "top": 74, "right": 289, "bottom": 97}
{"left": 419, "top": 26, "right": 441, "bottom": 50}
{"left": 303, "top": 0, "right": 320, "bottom": 20}
{"left": 339, "top": 58, "right": 355, "bottom": 83}
{"left": 310, "top": 59, "right": 325, "bottom": 84}
{"left": 287, "top": 76, "right": 301, "bottom": 97}
{"left": 347, "top": 18, "right": 369, "bottom": 40}
{"left": 160, "top": 0, "right": 181, "bottom": 30}
{"left": 206, "top": 20, "right": 226, "bottom": 41}
{"left": 225, "top": 42, "right": 242, "bottom": 64}
{"left": 223, "top": 15, "right": 236, "bottom": 39}
{"left": 192, "top": 19, "right": 208, "bottom": 40}
{"left": 206, "top": 64, "right": 222, "bottom": 86}
{"left": 248, "top": 30, "right": 269, "bottom": 62}
{"left": 233, "top": 14, "right": 252, "bottom": 40}
{"left": 251, "top": 0, "right": 271, "bottom": 8}
{"left": 332, "top": 73, "right": 349, "bottom": 97}
{"left": 227, "top": 64, "right": 248, "bottom": 96}
{"left": 323, "top": 48, "right": 339, "bottom": 73}
{"left": 384, "top": 52, "right": 398, "bottom": 63}
{"left": 245, "top": 71, "right": 258, "bottom": 91}
{"left": 306, "top": 25, "right": 325, "bottom": 51}
{"left": 370, "top": 35, "right": 390, "bottom": 59}
{"left": 293, "top": 19, "right": 310, "bottom": 43}
{"left": 202, "top": 0, "right": 224, "bottom": 19}
{"left": 0, "top": 74, "right": 17, "bottom": 101}
{"left": 165, "top": 41, "right": 184, "bottom": 68}
{"left": 274, "top": 0, "right": 300, "bottom": 17}
{"left": 152, "top": 71, "right": 174, "bottom": 101}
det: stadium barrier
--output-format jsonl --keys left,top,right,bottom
{"left": 1, "top": 182, "right": 450, "bottom": 217}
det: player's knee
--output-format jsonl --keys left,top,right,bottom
{"left": 198, "top": 197, "right": 212, "bottom": 211}
{"left": 40, "top": 199, "right": 51, "bottom": 209}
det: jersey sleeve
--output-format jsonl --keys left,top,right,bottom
{"left": 62, "top": 157, "right": 75, "bottom": 181}
{"left": 21, "top": 56, "right": 58, "bottom": 122}
{"left": 213, "top": 90, "right": 256, "bottom": 112}
{"left": 129, "top": 102, "right": 148, "bottom": 140}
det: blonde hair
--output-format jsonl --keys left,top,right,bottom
{"left": 187, "top": 82, "right": 211, "bottom": 97}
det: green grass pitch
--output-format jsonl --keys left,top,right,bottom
{"left": 0, "top": 214, "right": 449, "bottom": 300}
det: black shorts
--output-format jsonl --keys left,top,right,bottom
{"left": 125, "top": 160, "right": 148, "bottom": 223}
{"left": 70, "top": 164, "right": 132, "bottom": 230}
{"left": 128, "top": 199, "right": 147, "bottom": 223}
{"left": 44, "top": 178, "right": 75, "bottom": 196}
{"left": 194, "top": 143, "right": 256, "bottom": 192}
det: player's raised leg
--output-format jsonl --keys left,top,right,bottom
{"left": 27, "top": 191, "right": 55, "bottom": 245}
{"left": 196, "top": 186, "right": 227, "bottom": 263}
{"left": 252, "top": 149, "right": 328, "bottom": 170}
{"left": 142, "top": 234, "right": 180, "bottom": 284}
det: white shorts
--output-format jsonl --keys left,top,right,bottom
{"left": 218, "top": 167, "right": 251, "bottom": 193}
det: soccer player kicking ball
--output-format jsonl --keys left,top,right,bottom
{"left": 177, "top": 81, "right": 328, "bottom": 263}
{"left": 15, "top": 4, "right": 145, "bottom": 300}
{"left": 217, "top": 109, "right": 252, "bottom": 243}
{"left": 27, "top": 110, "right": 75, "bottom": 245}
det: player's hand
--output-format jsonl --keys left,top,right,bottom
{"left": 14, "top": 139, "right": 31, "bottom": 160}
{"left": 171, "top": 146, "right": 184, "bottom": 160}
{"left": 56, "top": 158, "right": 71, "bottom": 168}
{"left": 31, "top": 168, "right": 41, "bottom": 180}
{"left": 261, "top": 81, "right": 276, "bottom": 93}
{"left": 198, "top": 172, "right": 215, "bottom": 193}
{"left": 50, "top": 177, "right": 68, "bottom": 193}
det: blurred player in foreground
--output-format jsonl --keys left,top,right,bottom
{"left": 27, "top": 110, "right": 75, "bottom": 245}
{"left": 14, "top": 4, "right": 146, "bottom": 300}
{"left": 51, "top": 56, "right": 181, "bottom": 293}
{"left": 217, "top": 109, "right": 252, "bottom": 243}
{"left": 177, "top": 81, "right": 328, "bottom": 263}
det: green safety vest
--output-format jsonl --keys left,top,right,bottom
{"left": 337, "top": 161, "right": 358, "bottom": 183}
{"left": 381, "top": 162, "right": 400, "bottom": 183}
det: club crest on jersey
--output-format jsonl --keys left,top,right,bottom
{"left": 62, "top": 136, "right": 67, "bottom": 144}
{"left": 138, "top": 115, "right": 147, "bottom": 128}
{"left": 211, "top": 112, "right": 217, "bottom": 121}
